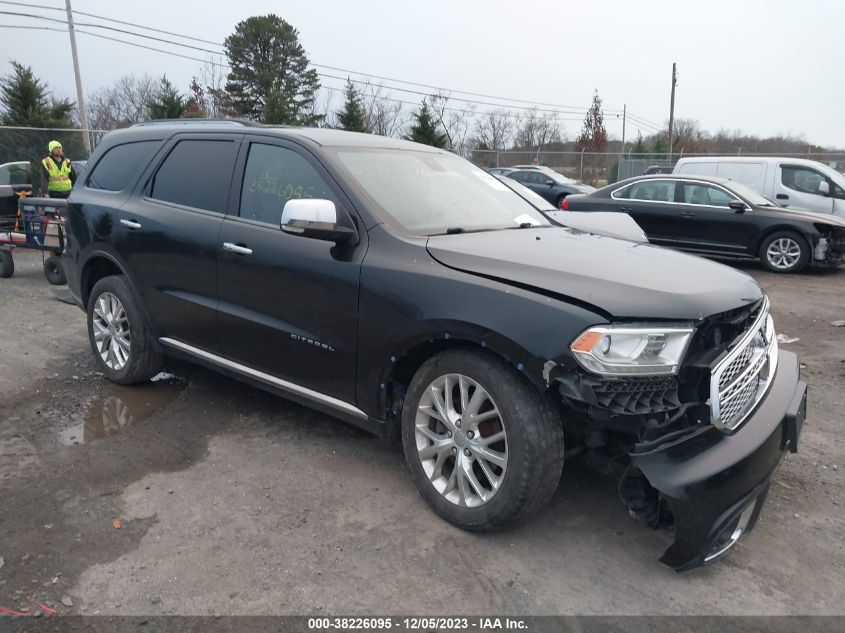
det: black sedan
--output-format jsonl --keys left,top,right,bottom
{"left": 563, "top": 174, "right": 845, "bottom": 273}
{"left": 487, "top": 167, "right": 594, "bottom": 207}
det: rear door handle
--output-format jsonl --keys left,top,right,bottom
{"left": 776, "top": 194, "right": 789, "bottom": 200}
{"left": 222, "top": 242, "right": 253, "bottom": 256}
{"left": 680, "top": 211, "right": 695, "bottom": 217}
{"left": 619, "top": 206, "right": 633, "bottom": 212}
{"left": 120, "top": 219, "right": 142, "bottom": 230}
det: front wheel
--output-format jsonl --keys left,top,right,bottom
{"left": 87, "top": 275, "right": 163, "bottom": 384}
{"left": 759, "top": 231, "right": 810, "bottom": 273}
{"left": 401, "top": 349, "right": 564, "bottom": 531}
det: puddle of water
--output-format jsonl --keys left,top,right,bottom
{"left": 57, "top": 375, "right": 185, "bottom": 446}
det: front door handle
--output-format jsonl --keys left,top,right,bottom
{"left": 222, "top": 242, "right": 253, "bottom": 256}
{"left": 776, "top": 193, "right": 789, "bottom": 200}
{"left": 619, "top": 206, "right": 633, "bottom": 212}
{"left": 120, "top": 219, "right": 142, "bottom": 230}
{"left": 680, "top": 211, "right": 695, "bottom": 217}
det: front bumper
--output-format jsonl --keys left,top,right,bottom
{"left": 631, "top": 350, "right": 806, "bottom": 571}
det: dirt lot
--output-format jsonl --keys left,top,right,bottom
{"left": 0, "top": 249, "right": 843, "bottom": 616}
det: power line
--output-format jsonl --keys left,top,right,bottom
{"left": 1, "top": 6, "right": 660, "bottom": 126}
{"left": 0, "top": 2, "right": 632, "bottom": 116}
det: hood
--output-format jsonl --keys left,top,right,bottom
{"left": 763, "top": 205, "right": 845, "bottom": 228}
{"left": 545, "top": 210, "right": 647, "bottom": 243}
{"left": 426, "top": 228, "right": 763, "bottom": 320}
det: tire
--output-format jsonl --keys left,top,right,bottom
{"left": 759, "top": 231, "right": 810, "bottom": 273}
{"left": 43, "top": 255, "right": 67, "bottom": 285}
{"left": 87, "top": 275, "right": 163, "bottom": 384}
{"left": 401, "top": 349, "right": 565, "bottom": 531}
{"left": 0, "top": 250, "right": 13, "bottom": 278}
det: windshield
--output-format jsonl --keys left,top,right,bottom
{"left": 725, "top": 180, "right": 777, "bottom": 206}
{"left": 334, "top": 150, "right": 551, "bottom": 235}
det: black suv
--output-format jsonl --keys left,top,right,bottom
{"left": 61, "top": 121, "right": 806, "bottom": 570}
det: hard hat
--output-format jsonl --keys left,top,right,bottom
{"left": 48, "top": 140, "right": 63, "bottom": 152}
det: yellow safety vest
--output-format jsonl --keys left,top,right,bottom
{"left": 42, "top": 156, "right": 73, "bottom": 193}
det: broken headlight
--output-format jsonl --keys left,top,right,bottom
{"left": 570, "top": 324, "right": 695, "bottom": 377}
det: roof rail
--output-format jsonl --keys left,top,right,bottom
{"left": 130, "top": 119, "right": 259, "bottom": 128}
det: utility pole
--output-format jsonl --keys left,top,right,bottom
{"left": 65, "top": 0, "right": 91, "bottom": 156}
{"left": 617, "top": 104, "right": 626, "bottom": 181}
{"left": 667, "top": 62, "right": 677, "bottom": 165}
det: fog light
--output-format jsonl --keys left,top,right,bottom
{"left": 704, "top": 499, "right": 757, "bottom": 563}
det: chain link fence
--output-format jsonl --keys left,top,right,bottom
{"left": 3, "top": 125, "right": 845, "bottom": 192}
{"left": 0, "top": 127, "right": 105, "bottom": 195}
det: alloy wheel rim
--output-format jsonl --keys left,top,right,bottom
{"left": 92, "top": 292, "right": 131, "bottom": 371}
{"left": 766, "top": 238, "right": 801, "bottom": 270}
{"left": 414, "top": 373, "right": 508, "bottom": 507}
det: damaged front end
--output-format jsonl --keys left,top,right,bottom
{"left": 814, "top": 225, "right": 845, "bottom": 266}
{"left": 551, "top": 297, "right": 807, "bottom": 570}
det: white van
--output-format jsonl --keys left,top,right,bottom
{"left": 673, "top": 156, "right": 845, "bottom": 217}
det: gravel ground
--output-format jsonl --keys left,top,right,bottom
{"left": 0, "top": 249, "right": 842, "bottom": 617}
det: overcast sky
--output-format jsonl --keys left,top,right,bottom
{"left": 2, "top": 0, "right": 843, "bottom": 148}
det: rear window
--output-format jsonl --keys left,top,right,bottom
{"left": 149, "top": 140, "right": 237, "bottom": 213}
{"left": 87, "top": 141, "right": 161, "bottom": 191}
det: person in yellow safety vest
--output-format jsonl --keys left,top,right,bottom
{"left": 40, "top": 140, "right": 76, "bottom": 199}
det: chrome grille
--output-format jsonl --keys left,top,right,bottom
{"left": 710, "top": 298, "right": 778, "bottom": 431}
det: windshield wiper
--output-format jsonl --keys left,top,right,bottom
{"left": 445, "top": 227, "right": 465, "bottom": 234}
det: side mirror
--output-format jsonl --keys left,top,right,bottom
{"left": 818, "top": 180, "right": 830, "bottom": 196}
{"left": 729, "top": 200, "right": 749, "bottom": 213}
{"left": 545, "top": 179, "right": 555, "bottom": 186}
{"left": 281, "top": 199, "right": 358, "bottom": 245}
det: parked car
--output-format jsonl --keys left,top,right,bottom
{"left": 497, "top": 175, "right": 647, "bottom": 242}
{"left": 64, "top": 121, "right": 806, "bottom": 570}
{"left": 504, "top": 167, "right": 595, "bottom": 208}
{"left": 644, "top": 165, "right": 673, "bottom": 175}
{"left": 0, "top": 161, "right": 32, "bottom": 218}
{"left": 562, "top": 174, "right": 845, "bottom": 273}
{"left": 673, "top": 156, "right": 845, "bottom": 217}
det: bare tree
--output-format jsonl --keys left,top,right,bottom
{"left": 193, "top": 58, "right": 234, "bottom": 119}
{"left": 358, "top": 82, "right": 407, "bottom": 137}
{"left": 87, "top": 74, "right": 156, "bottom": 129}
{"left": 514, "top": 107, "right": 561, "bottom": 154}
{"left": 429, "top": 92, "right": 476, "bottom": 155}
{"left": 472, "top": 109, "right": 514, "bottom": 151}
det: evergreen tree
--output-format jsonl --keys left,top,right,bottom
{"left": 224, "top": 14, "right": 322, "bottom": 125}
{"left": 631, "top": 131, "right": 647, "bottom": 155}
{"left": 406, "top": 99, "right": 447, "bottom": 148}
{"left": 147, "top": 76, "right": 192, "bottom": 120}
{"left": 0, "top": 61, "right": 83, "bottom": 170}
{"left": 336, "top": 79, "right": 369, "bottom": 133}
{"left": 574, "top": 89, "right": 608, "bottom": 184}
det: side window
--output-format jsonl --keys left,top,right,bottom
{"left": 239, "top": 143, "right": 339, "bottom": 226}
{"left": 834, "top": 183, "right": 845, "bottom": 200}
{"left": 149, "top": 140, "right": 237, "bottom": 213}
{"left": 510, "top": 171, "right": 529, "bottom": 183}
{"left": 682, "top": 183, "right": 737, "bottom": 207}
{"left": 628, "top": 180, "right": 676, "bottom": 202}
{"left": 87, "top": 141, "right": 161, "bottom": 191}
{"left": 781, "top": 166, "right": 826, "bottom": 196}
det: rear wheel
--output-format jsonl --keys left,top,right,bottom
{"left": 87, "top": 275, "right": 163, "bottom": 384}
{"left": 401, "top": 349, "right": 564, "bottom": 531}
{"left": 43, "top": 255, "right": 66, "bottom": 285}
{"left": 0, "top": 250, "right": 13, "bottom": 278}
{"left": 759, "top": 231, "right": 809, "bottom": 273}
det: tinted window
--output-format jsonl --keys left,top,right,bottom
{"left": 239, "top": 143, "right": 339, "bottom": 226}
{"left": 622, "top": 180, "right": 676, "bottom": 202}
{"left": 150, "top": 140, "right": 237, "bottom": 213}
{"left": 87, "top": 141, "right": 160, "bottom": 191}
{"left": 782, "top": 166, "right": 825, "bottom": 196}
{"left": 509, "top": 171, "right": 530, "bottom": 183}
{"left": 681, "top": 183, "right": 737, "bottom": 207}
